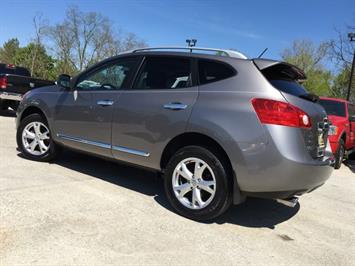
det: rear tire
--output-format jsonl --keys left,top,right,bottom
{"left": 163, "top": 146, "right": 232, "bottom": 221}
{"left": 334, "top": 139, "right": 345, "bottom": 169}
{"left": 16, "top": 113, "right": 60, "bottom": 162}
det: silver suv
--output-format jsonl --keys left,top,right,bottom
{"left": 16, "top": 47, "right": 334, "bottom": 220}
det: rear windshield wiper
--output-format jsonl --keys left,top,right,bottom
{"left": 299, "top": 93, "right": 319, "bottom": 103}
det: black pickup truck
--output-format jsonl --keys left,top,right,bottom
{"left": 0, "top": 63, "right": 54, "bottom": 111}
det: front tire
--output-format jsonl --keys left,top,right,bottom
{"left": 164, "top": 146, "right": 232, "bottom": 221}
{"left": 16, "top": 113, "right": 59, "bottom": 162}
{"left": 334, "top": 139, "right": 345, "bottom": 169}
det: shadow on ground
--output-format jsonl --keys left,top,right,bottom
{"left": 19, "top": 149, "right": 300, "bottom": 228}
{"left": 0, "top": 109, "right": 16, "bottom": 118}
{"left": 344, "top": 157, "right": 355, "bottom": 173}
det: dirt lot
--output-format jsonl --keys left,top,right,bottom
{"left": 0, "top": 110, "right": 354, "bottom": 265}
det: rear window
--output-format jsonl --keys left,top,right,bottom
{"left": 269, "top": 80, "right": 308, "bottom": 97}
{"left": 319, "top": 100, "right": 346, "bottom": 117}
{"left": 261, "top": 63, "right": 308, "bottom": 97}
{"left": 198, "top": 60, "right": 235, "bottom": 85}
{"left": 0, "top": 64, "right": 30, "bottom": 76}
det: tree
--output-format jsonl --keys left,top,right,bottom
{"left": 14, "top": 43, "right": 56, "bottom": 80}
{"left": 281, "top": 40, "right": 332, "bottom": 96}
{"left": 329, "top": 25, "right": 355, "bottom": 101}
{"left": 45, "top": 6, "right": 147, "bottom": 74}
{"left": 0, "top": 38, "right": 20, "bottom": 64}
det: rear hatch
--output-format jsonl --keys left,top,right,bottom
{"left": 254, "top": 59, "right": 329, "bottom": 159}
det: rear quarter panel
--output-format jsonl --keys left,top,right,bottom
{"left": 187, "top": 59, "right": 285, "bottom": 190}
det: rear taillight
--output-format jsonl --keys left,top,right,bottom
{"left": 252, "top": 98, "right": 311, "bottom": 128}
{"left": 0, "top": 76, "right": 8, "bottom": 89}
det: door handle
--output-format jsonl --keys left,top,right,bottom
{"left": 163, "top": 102, "right": 188, "bottom": 110}
{"left": 97, "top": 100, "right": 114, "bottom": 106}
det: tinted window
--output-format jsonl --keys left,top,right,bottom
{"left": 134, "top": 57, "right": 192, "bottom": 89}
{"left": 0, "top": 64, "right": 30, "bottom": 76}
{"left": 319, "top": 100, "right": 346, "bottom": 117}
{"left": 269, "top": 80, "right": 308, "bottom": 97}
{"left": 198, "top": 60, "right": 235, "bottom": 85}
{"left": 76, "top": 58, "right": 137, "bottom": 90}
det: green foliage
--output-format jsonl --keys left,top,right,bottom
{"left": 13, "top": 43, "right": 57, "bottom": 80}
{"left": 281, "top": 40, "right": 333, "bottom": 96}
{"left": 0, "top": 38, "right": 20, "bottom": 64}
{"left": 330, "top": 67, "right": 355, "bottom": 102}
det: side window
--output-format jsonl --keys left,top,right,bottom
{"left": 76, "top": 58, "right": 137, "bottom": 90}
{"left": 198, "top": 59, "right": 236, "bottom": 85}
{"left": 134, "top": 56, "right": 192, "bottom": 89}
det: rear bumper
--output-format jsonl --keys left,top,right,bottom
{"left": 232, "top": 125, "right": 334, "bottom": 199}
{"left": 0, "top": 91, "right": 22, "bottom": 101}
{"left": 242, "top": 159, "right": 333, "bottom": 199}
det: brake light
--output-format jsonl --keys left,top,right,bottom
{"left": 252, "top": 98, "right": 311, "bottom": 128}
{"left": 0, "top": 76, "right": 8, "bottom": 89}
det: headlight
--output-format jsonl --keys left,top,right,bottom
{"left": 329, "top": 125, "right": 338, "bottom": 136}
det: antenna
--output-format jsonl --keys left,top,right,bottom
{"left": 257, "top": 48, "right": 268, "bottom": 58}
{"left": 186, "top": 39, "right": 197, "bottom": 52}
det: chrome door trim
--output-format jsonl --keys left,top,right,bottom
{"left": 97, "top": 100, "right": 114, "bottom": 106}
{"left": 163, "top": 103, "right": 188, "bottom": 110}
{"left": 56, "top": 134, "right": 111, "bottom": 149}
{"left": 112, "top": 145, "right": 150, "bottom": 157}
{"left": 57, "top": 133, "right": 150, "bottom": 157}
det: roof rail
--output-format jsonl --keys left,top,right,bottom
{"left": 127, "top": 46, "right": 248, "bottom": 59}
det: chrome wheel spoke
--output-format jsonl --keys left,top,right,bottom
{"left": 199, "top": 180, "right": 215, "bottom": 194}
{"left": 38, "top": 140, "right": 48, "bottom": 152}
{"left": 24, "top": 129, "right": 35, "bottom": 139}
{"left": 192, "top": 188, "right": 203, "bottom": 207}
{"left": 40, "top": 131, "right": 50, "bottom": 140}
{"left": 178, "top": 162, "right": 193, "bottom": 180}
{"left": 29, "top": 140, "right": 38, "bottom": 152}
{"left": 174, "top": 183, "right": 192, "bottom": 198}
{"left": 194, "top": 162, "right": 207, "bottom": 180}
{"left": 33, "top": 123, "right": 42, "bottom": 136}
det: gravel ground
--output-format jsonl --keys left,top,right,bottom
{"left": 0, "top": 110, "right": 354, "bottom": 265}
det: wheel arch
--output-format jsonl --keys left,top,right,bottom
{"left": 20, "top": 106, "right": 48, "bottom": 123}
{"left": 160, "top": 132, "right": 245, "bottom": 205}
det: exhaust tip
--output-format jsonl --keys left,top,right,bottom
{"left": 276, "top": 197, "right": 298, "bottom": 208}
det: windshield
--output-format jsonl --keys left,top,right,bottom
{"left": 319, "top": 99, "right": 346, "bottom": 117}
{"left": 269, "top": 79, "right": 308, "bottom": 97}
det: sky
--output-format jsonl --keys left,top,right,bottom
{"left": 0, "top": 0, "right": 354, "bottom": 62}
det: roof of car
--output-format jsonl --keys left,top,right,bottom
{"left": 319, "top": 96, "right": 349, "bottom": 103}
{"left": 122, "top": 46, "right": 248, "bottom": 59}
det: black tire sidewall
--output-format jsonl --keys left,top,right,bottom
{"left": 334, "top": 139, "right": 345, "bottom": 169}
{"left": 164, "top": 145, "right": 232, "bottom": 221}
{"left": 16, "top": 114, "right": 58, "bottom": 162}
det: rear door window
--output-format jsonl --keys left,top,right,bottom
{"left": 318, "top": 100, "right": 346, "bottom": 117}
{"left": 134, "top": 56, "right": 192, "bottom": 89}
{"left": 198, "top": 59, "right": 235, "bottom": 85}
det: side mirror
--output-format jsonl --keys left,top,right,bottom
{"left": 350, "top": 115, "right": 355, "bottom": 122}
{"left": 57, "top": 74, "right": 71, "bottom": 89}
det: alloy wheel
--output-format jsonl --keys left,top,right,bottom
{"left": 22, "top": 121, "right": 50, "bottom": 156}
{"left": 172, "top": 157, "right": 216, "bottom": 210}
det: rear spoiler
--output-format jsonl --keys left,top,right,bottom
{"left": 253, "top": 59, "right": 307, "bottom": 81}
